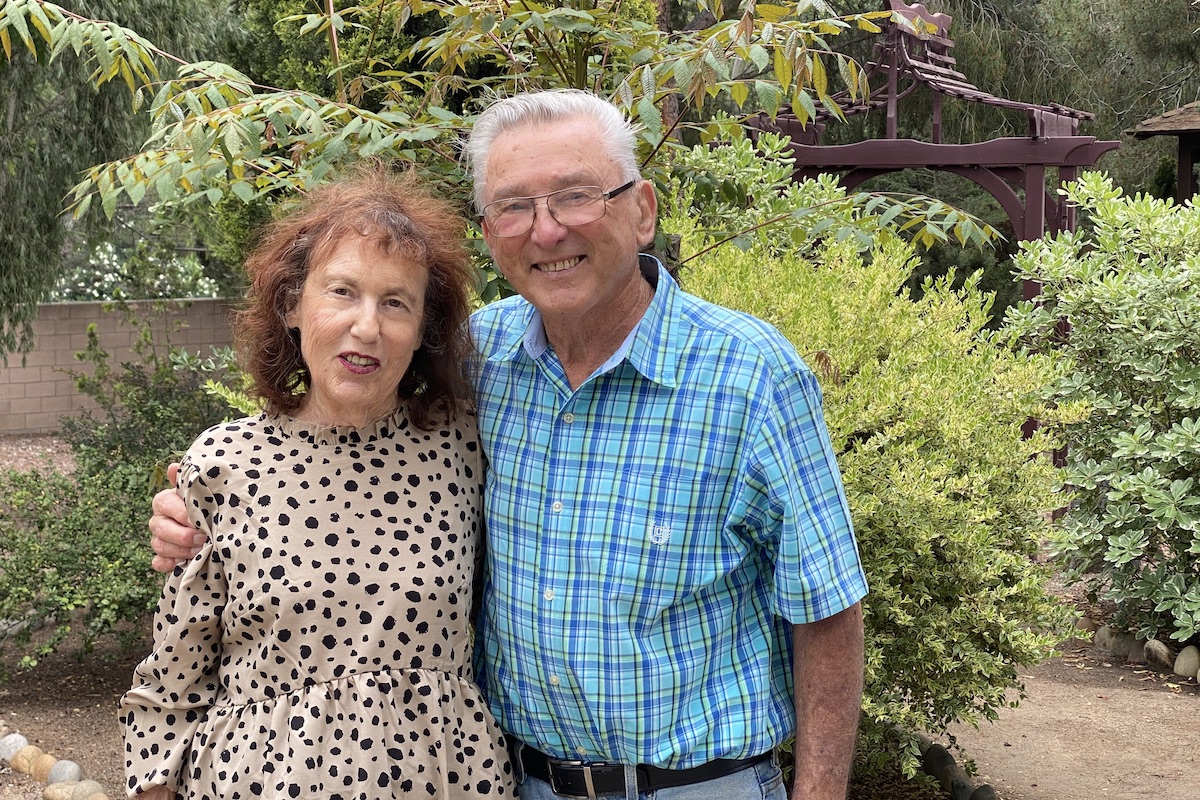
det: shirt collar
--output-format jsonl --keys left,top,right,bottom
{"left": 625, "top": 255, "right": 681, "bottom": 388}
{"left": 489, "top": 254, "right": 683, "bottom": 389}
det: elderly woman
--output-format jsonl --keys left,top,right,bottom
{"left": 121, "top": 168, "right": 514, "bottom": 799}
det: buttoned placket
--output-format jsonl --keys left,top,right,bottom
{"left": 537, "top": 368, "right": 594, "bottom": 757}
{"left": 527, "top": 317, "right": 646, "bottom": 764}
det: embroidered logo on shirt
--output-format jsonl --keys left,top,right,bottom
{"left": 648, "top": 522, "right": 673, "bottom": 545}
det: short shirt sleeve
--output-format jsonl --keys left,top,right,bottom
{"left": 745, "top": 366, "right": 868, "bottom": 623}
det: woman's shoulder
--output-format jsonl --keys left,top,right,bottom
{"left": 404, "top": 399, "right": 478, "bottom": 436}
{"left": 182, "top": 413, "right": 278, "bottom": 466}
{"left": 187, "top": 412, "right": 270, "bottom": 446}
{"left": 406, "top": 406, "right": 482, "bottom": 468}
{"left": 178, "top": 414, "right": 289, "bottom": 497}
{"left": 436, "top": 405, "right": 480, "bottom": 442}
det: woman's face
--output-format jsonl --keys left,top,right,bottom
{"left": 285, "top": 236, "right": 428, "bottom": 428}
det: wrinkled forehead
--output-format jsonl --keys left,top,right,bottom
{"left": 485, "top": 120, "right": 617, "bottom": 201}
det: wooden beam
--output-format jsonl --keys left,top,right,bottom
{"left": 1178, "top": 135, "right": 1198, "bottom": 202}
{"left": 785, "top": 136, "right": 1118, "bottom": 169}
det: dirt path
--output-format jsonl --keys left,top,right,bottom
{"left": 0, "top": 634, "right": 136, "bottom": 799}
{"left": 949, "top": 638, "right": 1200, "bottom": 800}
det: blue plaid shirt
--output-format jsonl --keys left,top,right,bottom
{"left": 470, "top": 257, "right": 867, "bottom": 769}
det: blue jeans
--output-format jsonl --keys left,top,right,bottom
{"left": 515, "top": 756, "right": 788, "bottom": 800}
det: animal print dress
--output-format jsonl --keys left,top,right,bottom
{"left": 121, "top": 410, "right": 514, "bottom": 799}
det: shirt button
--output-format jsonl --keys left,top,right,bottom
{"left": 543, "top": 588, "right": 555, "bottom": 601}
{"left": 551, "top": 501, "right": 563, "bottom": 512}
{"left": 549, "top": 675, "right": 561, "bottom": 686}
{"left": 562, "top": 412, "right": 575, "bottom": 424}
{"left": 576, "top": 747, "right": 587, "bottom": 757}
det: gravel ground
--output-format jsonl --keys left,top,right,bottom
{"left": 0, "top": 435, "right": 75, "bottom": 475}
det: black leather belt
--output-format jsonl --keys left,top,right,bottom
{"left": 513, "top": 743, "right": 772, "bottom": 798}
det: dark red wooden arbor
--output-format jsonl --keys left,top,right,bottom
{"left": 750, "top": 0, "right": 1119, "bottom": 298}
{"left": 1126, "top": 102, "right": 1200, "bottom": 202}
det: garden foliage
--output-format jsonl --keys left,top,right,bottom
{"left": 1006, "top": 173, "right": 1200, "bottom": 645}
{"left": 0, "top": 0, "right": 995, "bottom": 274}
{"left": 50, "top": 241, "right": 224, "bottom": 302}
{"left": 0, "top": 469, "right": 162, "bottom": 670}
{"left": 0, "top": 303, "right": 235, "bottom": 668}
{"left": 668, "top": 129, "right": 996, "bottom": 260}
{"left": 661, "top": 144, "right": 1072, "bottom": 776}
{"left": 60, "top": 303, "right": 236, "bottom": 480}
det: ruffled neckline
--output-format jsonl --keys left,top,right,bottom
{"left": 264, "top": 408, "right": 410, "bottom": 446}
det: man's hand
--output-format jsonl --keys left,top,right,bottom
{"left": 149, "top": 462, "right": 206, "bottom": 573}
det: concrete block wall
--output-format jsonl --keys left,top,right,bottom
{"left": 0, "top": 299, "right": 236, "bottom": 436}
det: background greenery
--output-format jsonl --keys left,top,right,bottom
{"left": 0, "top": 303, "right": 235, "bottom": 670}
{"left": 665, "top": 137, "right": 1073, "bottom": 777}
{"left": 0, "top": 0, "right": 243, "bottom": 359}
{"left": 1006, "top": 174, "right": 1200, "bottom": 647}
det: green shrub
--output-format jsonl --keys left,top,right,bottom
{"left": 665, "top": 129, "right": 865, "bottom": 256}
{"left": 0, "top": 302, "right": 236, "bottom": 669}
{"left": 49, "top": 241, "right": 224, "bottom": 302}
{"left": 663, "top": 126, "right": 1000, "bottom": 265}
{"left": 0, "top": 468, "right": 161, "bottom": 668}
{"left": 664, "top": 175, "right": 1071, "bottom": 777}
{"left": 60, "top": 301, "right": 236, "bottom": 480}
{"left": 1005, "top": 173, "right": 1200, "bottom": 645}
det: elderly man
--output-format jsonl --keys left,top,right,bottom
{"left": 151, "top": 89, "right": 868, "bottom": 800}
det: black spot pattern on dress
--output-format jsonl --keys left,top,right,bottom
{"left": 121, "top": 410, "right": 512, "bottom": 799}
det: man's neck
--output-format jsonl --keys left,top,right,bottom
{"left": 542, "top": 268, "right": 655, "bottom": 391}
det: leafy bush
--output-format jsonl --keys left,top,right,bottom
{"left": 0, "top": 302, "right": 236, "bottom": 668}
{"left": 663, "top": 167, "right": 1072, "bottom": 777}
{"left": 49, "top": 241, "right": 224, "bottom": 302}
{"left": 60, "top": 301, "right": 236, "bottom": 479}
{"left": 1005, "top": 173, "right": 1200, "bottom": 645}
{"left": 665, "top": 129, "right": 865, "bottom": 256}
{"left": 0, "top": 469, "right": 161, "bottom": 669}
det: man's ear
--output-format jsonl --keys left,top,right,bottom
{"left": 634, "top": 179, "right": 658, "bottom": 248}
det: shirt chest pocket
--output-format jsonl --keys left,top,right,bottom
{"left": 596, "top": 467, "right": 704, "bottom": 623}
{"left": 618, "top": 464, "right": 699, "bottom": 519}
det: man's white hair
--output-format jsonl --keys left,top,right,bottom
{"left": 463, "top": 89, "right": 642, "bottom": 213}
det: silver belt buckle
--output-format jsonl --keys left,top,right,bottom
{"left": 549, "top": 759, "right": 599, "bottom": 800}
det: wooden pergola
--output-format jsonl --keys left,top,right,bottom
{"left": 749, "top": 0, "right": 1120, "bottom": 299}
{"left": 1125, "top": 101, "right": 1200, "bottom": 202}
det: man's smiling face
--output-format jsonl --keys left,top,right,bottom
{"left": 479, "top": 115, "right": 656, "bottom": 328}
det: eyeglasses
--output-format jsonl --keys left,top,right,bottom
{"left": 481, "top": 181, "right": 636, "bottom": 238}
